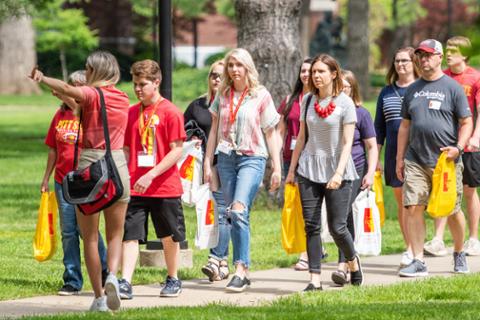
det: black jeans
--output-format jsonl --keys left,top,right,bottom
{"left": 338, "top": 164, "right": 366, "bottom": 263}
{"left": 298, "top": 175, "right": 355, "bottom": 274}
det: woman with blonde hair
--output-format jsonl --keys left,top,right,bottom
{"left": 374, "top": 46, "right": 419, "bottom": 267}
{"left": 204, "top": 48, "right": 281, "bottom": 292}
{"left": 286, "top": 54, "right": 362, "bottom": 291}
{"left": 184, "top": 60, "right": 232, "bottom": 282}
{"left": 30, "top": 51, "right": 130, "bottom": 312}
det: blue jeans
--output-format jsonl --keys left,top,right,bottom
{"left": 209, "top": 190, "right": 231, "bottom": 260}
{"left": 54, "top": 182, "right": 108, "bottom": 289}
{"left": 217, "top": 153, "right": 266, "bottom": 268}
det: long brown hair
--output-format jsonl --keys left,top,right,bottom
{"left": 386, "top": 47, "right": 420, "bottom": 85}
{"left": 342, "top": 69, "right": 362, "bottom": 107}
{"left": 308, "top": 54, "right": 343, "bottom": 97}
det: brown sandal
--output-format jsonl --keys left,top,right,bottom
{"left": 294, "top": 259, "right": 309, "bottom": 271}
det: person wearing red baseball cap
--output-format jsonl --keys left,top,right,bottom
{"left": 424, "top": 36, "right": 480, "bottom": 258}
{"left": 396, "top": 39, "right": 473, "bottom": 277}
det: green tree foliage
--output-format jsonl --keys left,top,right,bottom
{"left": 0, "top": 0, "right": 52, "bottom": 21}
{"left": 33, "top": 0, "right": 98, "bottom": 81}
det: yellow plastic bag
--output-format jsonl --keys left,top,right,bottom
{"left": 33, "top": 192, "right": 58, "bottom": 262}
{"left": 372, "top": 170, "right": 385, "bottom": 227}
{"left": 281, "top": 183, "right": 306, "bottom": 254}
{"left": 427, "top": 152, "right": 457, "bottom": 218}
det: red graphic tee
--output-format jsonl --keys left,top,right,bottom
{"left": 124, "top": 98, "right": 186, "bottom": 198}
{"left": 45, "top": 107, "right": 81, "bottom": 183}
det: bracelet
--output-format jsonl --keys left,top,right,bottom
{"left": 455, "top": 144, "right": 464, "bottom": 155}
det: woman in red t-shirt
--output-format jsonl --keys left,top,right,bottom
{"left": 30, "top": 51, "right": 129, "bottom": 312}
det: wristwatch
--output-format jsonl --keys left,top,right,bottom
{"left": 455, "top": 144, "right": 464, "bottom": 155}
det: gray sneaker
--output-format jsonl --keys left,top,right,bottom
{"left": 160, "top": 276, "right": 182, "bottom": 297}
{"left": 453, "top": 251, "right": 469, "bottom": 274}
{"left": 398, "top": 259, "right": 428, "bottom": 277}
{"left": 104, "top": 273, "right": 121, "bottom": 310}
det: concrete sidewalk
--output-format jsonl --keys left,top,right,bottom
{"left": 1, "top": 253, "right": 479, "bottom": 319}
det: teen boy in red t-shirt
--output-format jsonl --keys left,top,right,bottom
{"left": 119, "top": 60, "right": 186, "bottom": 298}
{"left": 425, "top": 36, "right": 480, "bottom": 257}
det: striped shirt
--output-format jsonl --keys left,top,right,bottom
{"left": 374, "top": 84, "right": 407, "bottom": 145}
{"left": 297, "top": 92, "right": 359, "bottom": 183}
{"left": 209, "top": 86, "right": 280, "bottom": 158}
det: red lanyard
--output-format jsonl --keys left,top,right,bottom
{"left": 298, "top": 92, "right": 304, "bottom": 105}
{"left": 139, "top": 99, "right": 161, "bottom": 149}
{"left": 229, "top": 86, "right": 248, "bottom": 124}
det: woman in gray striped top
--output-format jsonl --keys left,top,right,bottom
{"left": 286, "top": 54, "right": 363, "bottom": 291}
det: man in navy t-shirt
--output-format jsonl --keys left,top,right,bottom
{"left": 396, "top": 39, "right": 473, "bottom": 277}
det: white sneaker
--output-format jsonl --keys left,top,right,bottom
{"left": 104, "top": 273, "right": 121, "bottom": 311}
{"left": 89, "top": 296, "right": 109, "bottom": 312}
{"left": 464, "top": 238, "right": 480, "bottom": 256}
{"left": 424, "top": 238, "right": 448, "bottom": 257}
{"left": 400, "top": 251, "right": 413, "bottom": 267}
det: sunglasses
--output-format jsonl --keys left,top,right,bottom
{"left": 209, "top": 72, "right": 221, "bottom": 80}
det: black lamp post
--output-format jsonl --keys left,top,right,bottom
{"left": 159, "top": 0, "right": 172, "bottom": 100}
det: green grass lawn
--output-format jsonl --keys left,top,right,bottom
{"left": 0, "top": 70, "right": 467, "bottom": 319}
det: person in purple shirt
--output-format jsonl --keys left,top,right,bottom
{"left": 331, "top": 70, "right": 378, "bottom": 286}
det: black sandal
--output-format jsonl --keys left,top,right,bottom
{"left": 350, "top": 255, "right": 363, "bottom": 286}
{"left": 331, "top": 270, "right": 348, "bottom": 286}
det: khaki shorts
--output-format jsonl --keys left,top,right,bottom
{"left": 78, "top": 149, "right": 131, "bottom": 203}
{"left": 403, "top": 158, "right": 463, "bottom": 215}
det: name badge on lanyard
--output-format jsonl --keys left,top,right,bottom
{"left": 290, "top": 137, "right": 297, "bottom": 150}
{"left": 138, "top": 101, "right": 160, "bottom": 167}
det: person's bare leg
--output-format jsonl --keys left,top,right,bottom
{"left": 103, "top": 202, "right": 128, "bottom": 275}
{"left": 406, "top": 205, "right": 426, "bottom": 260}
{"left": 447, "top": 211, "right": 466, "bottom": 253}
{"left": 76, "top": 210, "right": 102, "bottom": 297}
{"left": 433, "top": 217, "right": 448, "bottom": 240}
{"left": 161, "top": 236, "right": 180, "bottom": 278}
{"left": 393, "top": 187, "right": 412, "bottom": 252}
{"left": 121, "top": 240, "right": 139, "bottom": 283}
{"left": 464, "top": 186, "right": 480, "bottom": 239}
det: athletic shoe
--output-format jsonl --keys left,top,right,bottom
{"left": 453, "top": 251, "right": 470, "bottom": 274}
{"left": 424, "top": 238, "right": 448, "bottom": 257}
{"left": 58, "top": 284, "right": 80, "bottom": 296}
{"left": 225, "top": 275, "right": 251, "bottom": 293}
{"left": 303, "top": 283, "right": 322, "bottom": 292}
{"left": 464, "top": 238, "right": 480, "bottom": 256}
{"left": 104, "top": 273, "right": 121, "bottom": 311}
{"left": 160, "top": 276, "right": 182, "bottom": 297}
{"left": 89, "top": 296, "right": 109, "bottom": 312}
{"left": 398, "top": 259, "right": 428, "bottom": 277}
{"left": 118, "top": 278, "right": 133, "bottom": 300}
{"left": 400, "top": 251, "right": 414, "bottom": 267}
{"left": 350, "top": 255, "right": 363, "bottom": 286}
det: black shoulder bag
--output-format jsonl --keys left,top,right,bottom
{"left": 62, "top": 88, "right": 124, "bottom": 215}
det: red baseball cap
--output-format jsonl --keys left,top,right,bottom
{"left": 415, "top": 39, "right": 443, "bottom": 55}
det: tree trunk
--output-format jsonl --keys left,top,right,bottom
{"left": 346, "top": 0, "right": 369, "bottom": 99}
{"left": 59, "top": 47, "right": 68, "bottom": 82}
{"left": 0, "top": 16, "right": 40, "bottom": 95}
{"left": 235, "top": 0, "right": 303, "bottom": 106}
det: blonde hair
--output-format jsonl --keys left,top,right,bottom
{"left": 68, "top": 70, "right": 86, "bottom": 86}
{"left": 207, "top": 60, "right": 224, "bottom": 102}
{"left": 219, "top": 48, "right": 261, "bottom": 96}
{"left": 131, "top": 59, "right": 162, "bottom": 82}
{"left": 446, "top": 36, "right": 472, "bottom": 61}
{"left": 85, "top": 51, "right": 121, "bottom": 86}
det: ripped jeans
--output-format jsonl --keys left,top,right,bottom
{"left": 217, "top": 152, "right": 266, "bottom": 268}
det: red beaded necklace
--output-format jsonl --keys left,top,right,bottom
{"left": 314, "top": 97, "right": 336, "bottom": 118}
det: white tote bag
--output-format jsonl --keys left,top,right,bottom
{"left": 352, "top": 189, "right": 382, "bottom": 256}
{"left": 194, "top": 184, "right": 219, "bottom": 249}
{"left": 177, "top": 140, "right": 203, "bottom": 206}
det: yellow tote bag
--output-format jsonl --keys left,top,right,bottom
{"left": 372, "top": 170, "right": 385, "bottom": 227}
{"left": 281, "top": 183, "right": 306, "bottom": 254}
{"left": 427, "top": 152, "right": 457, "bottom": 218}
{"left": 33, "top": 192, "right": 58, "bottom": 262}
